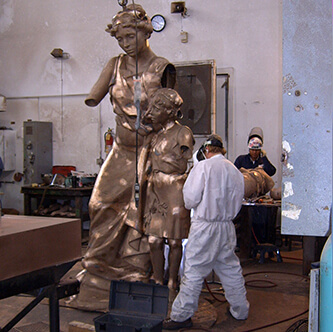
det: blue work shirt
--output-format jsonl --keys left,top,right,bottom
{"left": 234, "top": 153, "right": 276, "bottom": 176}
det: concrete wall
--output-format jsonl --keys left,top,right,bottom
{"left": 0, "top": 0, "right": 282, "bottom": 213}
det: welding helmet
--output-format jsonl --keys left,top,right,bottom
{"left": 248, "top": 127, "right": 264, "bottom": 143}
{"left": 248, "top": 137, "right": 263, "bottom": 150}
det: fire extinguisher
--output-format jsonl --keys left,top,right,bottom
{"left": 104, "top": 128, "right": 114, "bottom": 155}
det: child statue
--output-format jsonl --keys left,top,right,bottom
{"left": 140, "top": 88, "right": 194, "bottom": 304}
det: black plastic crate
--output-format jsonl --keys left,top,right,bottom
{"left": 94, "top": 280, "right": 169, "bottom": 332}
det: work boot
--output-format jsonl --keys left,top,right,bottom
{"left": 162, "top": 317, "right": 193, "bottom": 330}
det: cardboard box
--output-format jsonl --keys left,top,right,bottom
{"left": 94, "top": 280, "right": 169, "bottom": 332}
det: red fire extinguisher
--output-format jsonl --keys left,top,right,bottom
{"left": 104, "top": 128, "right": 114, "bottom": 155}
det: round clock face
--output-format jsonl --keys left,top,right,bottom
{"left": 151, "top": 14, "right": 166, "bottom": 32}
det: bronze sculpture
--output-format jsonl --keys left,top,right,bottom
{"left": 141, "top": 88, "right": 194, "bottom": 304}
{"left": 74, "top": 4, "right": 176, "bottom": 311}
{"left": 71, "top": 3, "right": 271, "bottom": 313}
{"left": 241, "top": 167, "right": 275, "bottom": 199}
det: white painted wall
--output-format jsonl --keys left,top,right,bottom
{"left": 0, "top": 0, "right": 282, "bottom": 213}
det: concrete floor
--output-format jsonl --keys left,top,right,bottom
{"left": 0, "top": 240, "right": 310, "bottom": 332}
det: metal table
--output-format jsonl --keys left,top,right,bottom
{"left": 0, "top": 260, "right": 79, "bottom": 332}
{"left": 235, "top": 201, "right": 281, "bottom": 259}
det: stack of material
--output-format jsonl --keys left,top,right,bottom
{"left": 35, "top": 202, "right": 76, "bottom": 217}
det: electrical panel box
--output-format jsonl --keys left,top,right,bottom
{"left": 23, "top": 121, "right": 53, "bottom": 185}
{"left": 0, "top": 129, "right": 16, "bottom": 171}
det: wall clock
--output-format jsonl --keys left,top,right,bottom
{"left": 151, "top": 14, "right": 166, "bottom": 32}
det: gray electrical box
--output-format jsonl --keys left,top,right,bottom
{"left": 23, "top": 121, "right": 53, "bottom": 185}
{"left": 0, "top": 129, "right": 16, "bottom": 171}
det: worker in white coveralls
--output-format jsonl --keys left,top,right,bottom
{"left": 163, "top": 134, "right": 250, "bottom": 330}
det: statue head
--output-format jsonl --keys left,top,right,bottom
{"left": 151, "top": 88, "right": 183, "bottom": 118}
{"left": 105, "top": 4, "right": 153, "bottom": 38}
{"left": 144, "top": 88, "right": 183, "bottom": 129}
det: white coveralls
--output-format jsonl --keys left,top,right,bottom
{"left": 170, "top": 154, "right": 250, "bottom": 321}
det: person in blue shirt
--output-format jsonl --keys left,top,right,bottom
{"left": 234, "top": 127, "right": 276, "bottom": 176}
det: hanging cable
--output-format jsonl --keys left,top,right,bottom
{"left": 131, "top": 0, "right": 141, "bottom": 208}
{"left": 60, "top": 58, "right": 64, "bottom": 142}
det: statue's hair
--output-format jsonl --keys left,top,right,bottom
{"left": 151, "top": 88, "right": 183, "bottom": 118}
{"left": 105, "top": 4, "right": 153, "bottom": 38}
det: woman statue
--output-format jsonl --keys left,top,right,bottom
{"left": 75, "top": 4, "right": 176, "bottom": 311}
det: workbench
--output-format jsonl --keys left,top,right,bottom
{"left": 235, "top": 201, "right": 281, "bottom": 259}
{"left": 21, "top": 185, "right": 93, "bottom": 238}
{"left": 0, "top": 215, "right": 82, "bottom": 332}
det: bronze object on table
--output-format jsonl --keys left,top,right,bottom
{"left": 241, "top": 167, "right": 275, "bottom": 199}
{"left": 234, "top": 167, "right": 279, "bottom": 260}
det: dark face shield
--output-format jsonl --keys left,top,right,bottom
{"left": 196, "top": 145, "right": 206, "bottom": 162}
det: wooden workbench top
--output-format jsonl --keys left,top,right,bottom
{"left": 0, "top": 215, "right": 82, "bottom": 281}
